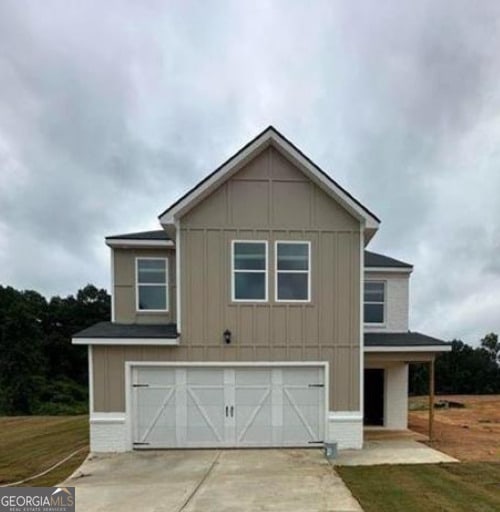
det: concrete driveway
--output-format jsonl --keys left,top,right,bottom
{"left": 64, "top": 449, "right": 362, "bottom": 512}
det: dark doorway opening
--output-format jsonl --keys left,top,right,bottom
{"left": 364, "top": 369, "right": 384, "bottom": 426}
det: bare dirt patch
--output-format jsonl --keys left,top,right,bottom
{"left": 409, "top": 395, "right": 500, "bottom": 461}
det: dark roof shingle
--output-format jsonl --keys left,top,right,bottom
{"left": 364, "top": 250, "right": 412, "bottom": 268}
{"left": 73, "top": 322, "right": 178, "bottom": 339}
{"left": 106, "top": 230, "right": 171, "bottom": 241}
{"left": 365, "top": 331, "right": 449, "bottom": 347}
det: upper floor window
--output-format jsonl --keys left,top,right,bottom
{"left": 232, "top": 241, "right": 268, "bottom": 301}
{"left": 136, "top": 258, "right": 168, "bottom": 311}
{"left": 275, "top": 241, "right": 310, "bottom": 302}
{"left": 364, "top": 281, "right": 385, "bottom": 324}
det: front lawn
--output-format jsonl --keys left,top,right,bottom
{"left": 0, "top": 415, "right": 89, "bottom": 486}
{"left": 337, "top": 462, "right": 500, "bottom": 512}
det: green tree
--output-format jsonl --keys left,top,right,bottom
{"left": 481, "top": 333, "right": 500, "bottom": 365}
{"left": 0, "top": 283, "right": 110, "bottom": 415}
{"left": 0, "top": 303, "right": 45, "bottom": 414}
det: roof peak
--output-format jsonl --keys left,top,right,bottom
{"left": 158, "top": 127, "right": 380, "bottom": 232}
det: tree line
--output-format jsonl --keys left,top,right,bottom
{"left": 0, "top": 284, "right": 109, "bottom": 415}
{"left": 409, "top": 334, "right": 500, "bottom": 395}
{"left": 0, "top": 283, "right": 499, "bottom": 414}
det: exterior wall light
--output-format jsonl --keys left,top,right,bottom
{"left": 223, "top": 329, "right": 232, "bottom": 344}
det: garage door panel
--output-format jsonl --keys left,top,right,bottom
{"left": 187, "top": 368, "right": 224, "bottom": 385}
{"left": 235, "top": 368, "right": 272, "bottom": 385}
{"left": 134, "top": 386, "right": 177, "bottom": 446}
{"left": 138, "top": 369, "right": 176, "bottom": 385}
{"left": 132, "top": 365, "right": 325, "bottom": 448}
{"left": 282, "top": 367, "right": 322, "bottom": 384}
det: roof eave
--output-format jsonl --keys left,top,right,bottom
{"left": 72, "top": 337, "right": 180, "bottom": 345}
{"left": 365, "top": 266, "right": 413, "bottom": 273}
{"left": 364, "top": 345, "right": 452, "bottom": 353}
{"left": 105, "top": 239, "right": 175, "bottom": 249}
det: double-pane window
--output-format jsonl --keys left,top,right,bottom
{"left": 364, "top": 281, "right": 384, "bottom": 323}
{"left": 232, "top": 242, "right": 267, "bottom": 301}
{"left": 276, "top": 242, "right": 310, "bottom": 301}
{"left": 137, "top": 258, "right": 168, "bottom": 311}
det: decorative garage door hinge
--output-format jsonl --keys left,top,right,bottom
{"left": 133, "top": 442, "right": 150, "bottom": 445}
{"left": 308, "top": 384, "right": 324, "bottom": 388}
{"left": 308, "top": 441, "right": 324, "bottom": 444}
{"left": 132, "top": 383, "right": 149, "bottom": 387}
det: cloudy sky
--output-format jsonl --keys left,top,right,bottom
{"left": 1, "top": 1, "right": 499, "bottom": 345}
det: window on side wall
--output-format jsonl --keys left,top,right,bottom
{"left": 136, "top": 258, "right": 168, "bottom": 311}
{"left": 275, "top": 241, "right": 310, "bottom": 302}
{"left": 364, "top": 281, "right": 385, "bottom": 324}
{"left": 232, "top": 241, "right": 268, "bottom": 301}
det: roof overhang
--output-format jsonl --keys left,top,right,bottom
{"left": 364, "top": 345, "right": 451, "bottom": 353}
{"left": 72, "top": 337, "right": 180, "bottom": 345}
{"left": 159, "top": 127, "right": 380, "bottom": 240}
{"left": 365, "top": 267, "right": 413, "bottom": 274}
{"left": 105, "top": 239, "right": 175, "bottom": 249}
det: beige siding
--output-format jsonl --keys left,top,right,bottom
{"left": 182, "top": 146, "right": 361, "bottom": 412}
{"left": 97, "top": 145, "right": 362, "bottom": 413}
{"left": 113, "top": 248, "right": 176, "bottom": 324}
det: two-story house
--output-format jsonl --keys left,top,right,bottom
{"left": 73, "top": 127, "right": 450, "bottom": 452}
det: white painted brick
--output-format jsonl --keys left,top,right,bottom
{"left": 90, "top": 414, "right": 128, "bottom": 452}
{"left": 327, "top": 412, "right": 363, "bottom": 449}
{"left": 385, "top": 363, "right": 408, "bottom": 429}
{"left": 364, "top": 272, "right": 409, "bottom": 332}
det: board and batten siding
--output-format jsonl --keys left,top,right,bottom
{"left": 94, "top": 145, "right": 362, "bottom": 413}
{"left": 113, "top": 248, "right": 176, "bottom": 324}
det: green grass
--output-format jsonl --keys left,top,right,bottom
{"left": 0, "top": 416, "right": 89, "bottom": 486}
{"left": 337, "top": 462, "right": 500, "bottom": 512}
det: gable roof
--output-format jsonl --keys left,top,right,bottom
{"left": 158, "top": 126, "right": 380, "bottom": 234}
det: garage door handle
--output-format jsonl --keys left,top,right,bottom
{"left": 230, "top": 406, "right": 234, "bottom": 417}
{"left": 225, "top": 406, "right": 229, "bottom": 417}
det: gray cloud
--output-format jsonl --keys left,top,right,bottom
{"left": 1, "top": 0, "right": 499, "bottom": 344}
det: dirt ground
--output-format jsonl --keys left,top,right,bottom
{"left": 408, "top": 395, "right": 500, "bottom": 462}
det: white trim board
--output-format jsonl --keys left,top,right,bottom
{"left": 73, "top": 337, "right": 180, "bottom": 346}
{"left": 359, "top": 230, "right": 364, "bottom": 420}
{"left": 88, "top": 345, "right": 94, "bottom": 414}
{"left": 175, "top": 219, "right": 181, "bottom": 333}
{"left": 125, "top": 361, "right": 329, "bottom": 368}
{"left": 328, "top": 411, "right": 363, "bottom": 422}
{"left": 365, "top": 267, "right": 412, "bottom": 274}
{"left": 110, "top": 247, "right": 115, "bottom": 322}
{"left": 364, "top": 345, "right": 451, "bottom": 352}
{"left": 90, "top": 412, "right": 126, "bottom": 424}
{"left": 159, "top": 127, "right": 379, "bottom": 232}
{"left": 106, "top": 239, "right": 174, "bottom": 248}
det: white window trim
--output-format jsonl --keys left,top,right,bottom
{"left": 275, "top": 241, "right": 311, "bottom": 303}
{"left": 135, "top": 257, "right": 169, "bottom": 312}
{"left": 364, "top": 280, "right": 385, "bottom": 325}
{"left": 231, "top": 240, "right": 268, "bottom": 303}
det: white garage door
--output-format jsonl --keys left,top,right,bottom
{"left": 131, "top": 365, "right": 325, "bottom": 448}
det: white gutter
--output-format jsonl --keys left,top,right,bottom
{"left": 105, "top": 239, "right": 174, "bottom": 248}
{"left": 364, "top": 345, "right": 451, "bottom": 352}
